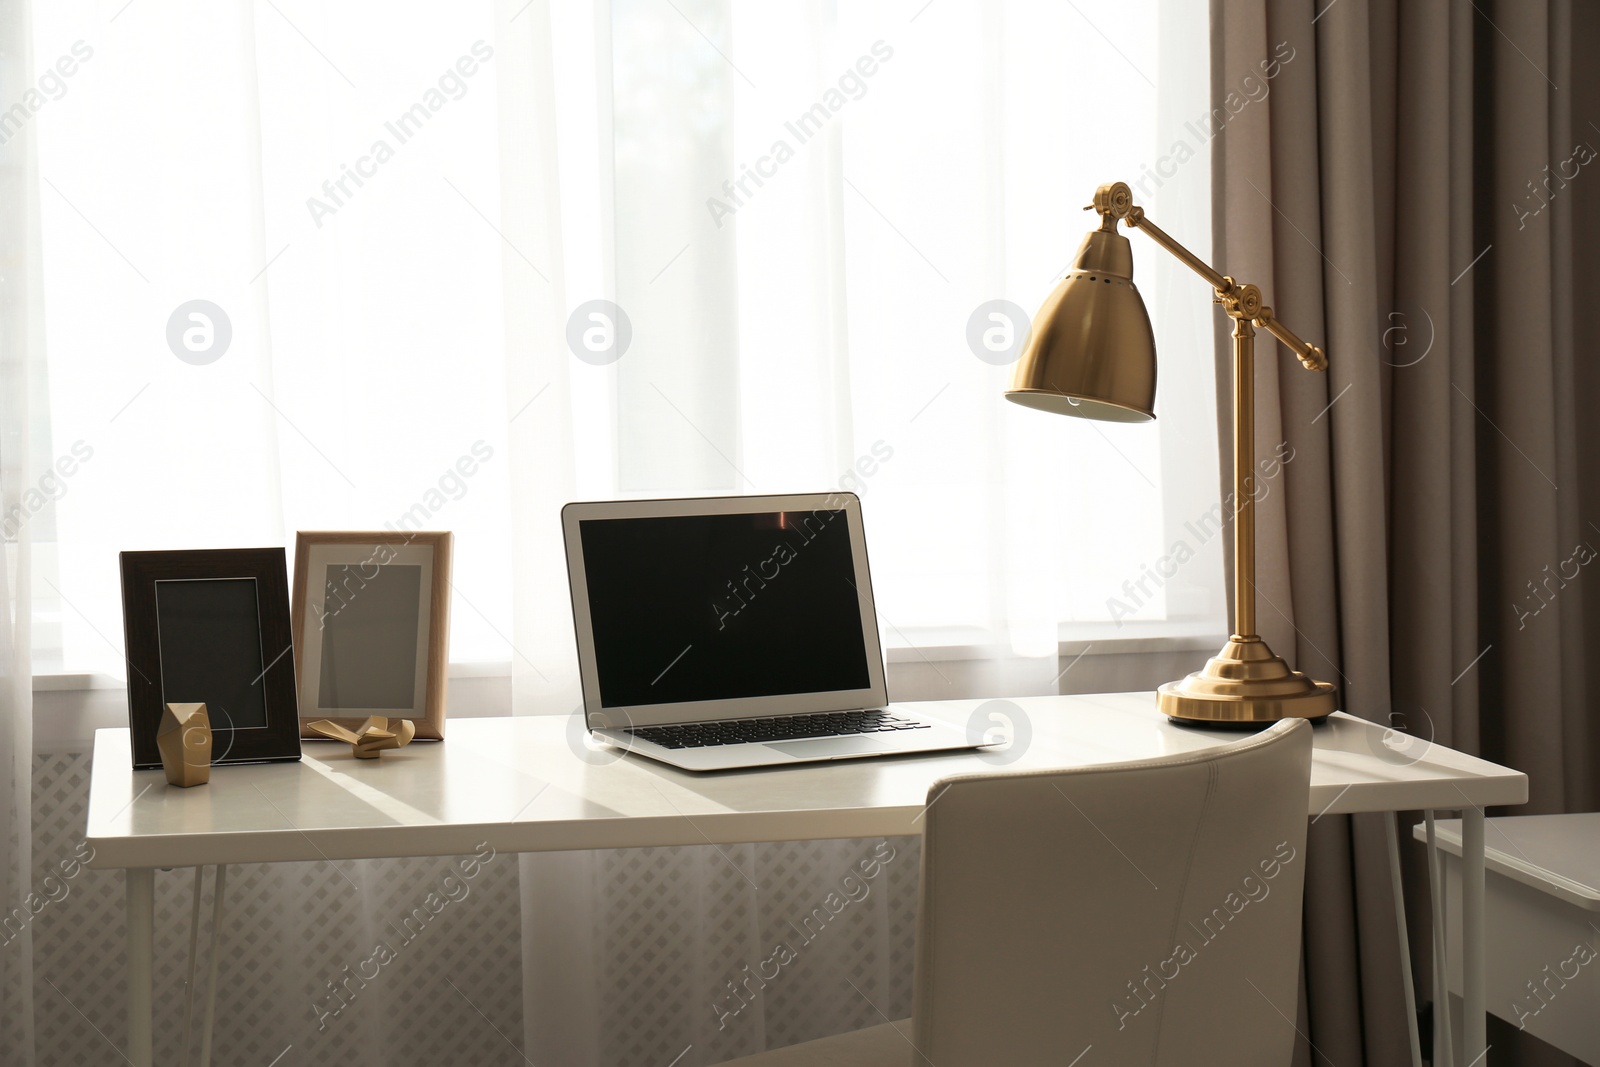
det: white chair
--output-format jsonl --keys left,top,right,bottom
{"left": 716, "top": 717, "right": 1313, "bottom": 1067}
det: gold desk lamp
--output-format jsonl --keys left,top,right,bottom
{"left": 1006, "top": 181, "right": 1337, "bottom": 726}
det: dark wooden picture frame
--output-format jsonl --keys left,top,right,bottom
{"left": 120, "top": 548, "right": 302, "bottom": 769}
{"left": 291, "top": 531, "right": 452, "bottom": 740}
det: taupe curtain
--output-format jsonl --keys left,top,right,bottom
{"left": 1211, "top": 1, "right": 1600, "bottom": 1063}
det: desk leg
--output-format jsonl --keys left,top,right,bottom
{"left": 1383, "top": 813, "right": 1423, "bottom": 1067}
{"left": 182, "top": 867, "right": 204, "bottom": 1067}
{"left": 1461, "top": 807, "right": 1486, "bottom": 1065}
{"left": 1425, "top": 812, "right": 1455, "bottom": 1067}
{"left": 198, "top": 864, "right": 227, "bottom": 1067}
{"left": 127, "top": 868, "right": 155, "bottom": 1067}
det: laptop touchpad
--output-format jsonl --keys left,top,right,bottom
{"left": 763, "top": 736, "right": 890, "bottom": 758}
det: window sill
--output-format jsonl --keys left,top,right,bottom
{"left": 882, "top": 621, "right": 1227, "bottom": 663}
{"left": 30, "top": 631, "right": 1226, "bottom": 750}
{"left": 31, "top": 660, "right": 515, "bottom": 694}
{"left": 29, "top": 662, "right": 517, "bottom": 752}
{"left": 32, "top": 627, "right": 1228, "bottom": 692}
{"left": 33, "top": 671, "right": 124, "bottom": 692}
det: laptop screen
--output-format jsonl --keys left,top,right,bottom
{"left": 577, "top": 509, "right": 872, "bottom": 708}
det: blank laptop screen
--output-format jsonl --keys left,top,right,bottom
{"left": 578, "top": 509, "right": 872, "bottom": 708}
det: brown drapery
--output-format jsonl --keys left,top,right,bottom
{"left": 1211, "top": 1, "right": 1600, "bottom": 1063}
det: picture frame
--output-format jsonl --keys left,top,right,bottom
{"left": 119, "top": 548, "right": 303, "bottom": 769}
{"left": 291, "top": 531, "right": 452, "bottom": 740}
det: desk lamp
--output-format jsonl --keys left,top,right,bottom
{"left": 1005, "top": 181, "right": 1336, "bottom": 725}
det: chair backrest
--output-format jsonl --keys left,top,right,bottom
{"left": 910, "top": 717, "right": 1312, "bottom": 1067}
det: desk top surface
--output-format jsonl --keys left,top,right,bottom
{"left": 1417, "top": 814, "right": 1600, "bottom": 910}
{"left": 86, "top": 693, "right": 1528, "bottom": 869}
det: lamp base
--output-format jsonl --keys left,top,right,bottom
{"left": 1157, "top": 636, "right": 1337, "bottom": 726}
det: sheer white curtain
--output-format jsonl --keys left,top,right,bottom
{"left": 12, "top": 0, "right": 1214, "bottom": 1063}
{"left": 29, "top": 0, "right": 1220, "bottom": 687}
{"left": 500, "top": 1, "right": 1217, "bottom": 1061}
{"left": 0, "top": 0, "right": 45, "bottom": 1058}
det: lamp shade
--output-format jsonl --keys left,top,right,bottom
{"left": 1004, "top": 226, "right": 1157, "bottom": 422}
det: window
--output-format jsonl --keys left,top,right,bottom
{"left": 26, "top": 0, "right": 1221, "bottom": 681}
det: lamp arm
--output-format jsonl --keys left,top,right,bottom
{"left": 1090, "top": 182, "right": 1328, "bottom": 372}
{"left": 1252, "top": 309, "right": 1327, "bottom": 373}
{"left": 1122, "top": 208, "right": 1227, "bottom": 290}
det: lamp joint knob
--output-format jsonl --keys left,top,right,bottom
{"left": 1219, "top": 282, "right": 1263, "bottom": 320}
{"left": 1092, "top": 182, "right": 1135, "bottom": 222}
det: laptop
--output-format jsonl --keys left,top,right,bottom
{"left": 560, "top": 491, "right": 983, "bottom": 771}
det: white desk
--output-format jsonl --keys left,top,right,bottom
{"left": 1419, "top": 814, "right": 1600, "bottom": 1064}
{"left": 86, "top": 693, "right": 1527, "bottom": 1066}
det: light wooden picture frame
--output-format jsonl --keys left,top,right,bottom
{"left": 292, "top": 531, "right": 452, "bottom": 740}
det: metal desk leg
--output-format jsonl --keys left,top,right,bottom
{"left": 1384, "top": 813, "right": 1423, "bottom": 1067}
{"left": 182, "top": 867, "right": 204, "bottom": 1067}
{"left": 1462, "top": 807, "right": 1486, "bottom": 1064}
{"left": 1425, "top": 812, "right": 1455, "bottom": 1067}
{"left": 127, "top": 868, "right": 155, "bottom": 1067}
{"left": 198, "top": 864, "right": 227, "bottom": 1067}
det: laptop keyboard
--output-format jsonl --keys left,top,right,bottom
{"left": 627, "top": 710, "right": 931, "bottom": 749}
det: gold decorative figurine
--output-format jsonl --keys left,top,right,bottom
{"left": 305, "top": 716, "right": 417, "bottom": 758}
{"left": 158, "top": 702, "right": 212, "bottom": 787}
